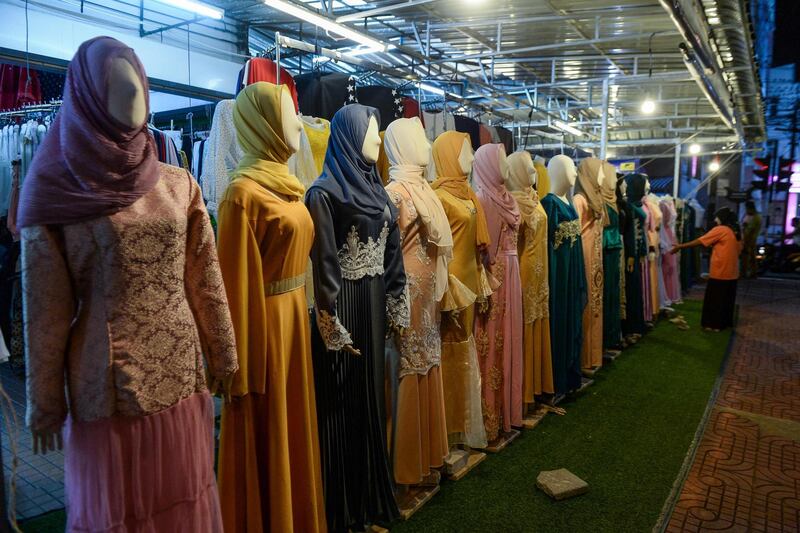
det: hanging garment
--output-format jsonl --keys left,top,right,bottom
{"left": 16, "top": 68, "right": 42, "bottom": 105}
{"left": 217, "top": 82, "right": 326, "bottom": 533}
{"left": 660, "top": 198, "right": 681, "bottom": 303}
{"left": 356, "top": 85, "right": 403, "bottom": 130}
{"left": 473, "top": 144, "right": 523, "bottom": 440}
{"left": 306, "top": 104, "right": 407, "bottom": 532}
{"left": 296, "top": 72, "right": 355, "bottom": 121}
{"left": 479, "top": 124, "right": 493, "bottom": 146}
{"left": 431, "top": 131, "right": 490, "bottom": 449}
{"left": 402, "top": 97, "right": 423, "bottom": 124}
{"left": 454, "top": 115, "right": 481, "bottom": 151}
{"left": 422, "top": 109, "right": 455, "bottom": 141}
{"left": 601, "top": 162, "right": 623, "bottom": 349}
{"left": 573, "top": 158, "right": 606, "bottom": 371}
{"left": 541, "top": 193, "right": 586, "bottom": 395}
{"left": 301, "top": 115, "right": 331, "bottom": 175}
{"left": 242, "top": 57, "right": 299, "bottom": 112}
{"left": 288, "top": 125, "right": 319, "bottom": 189}
{"left": 201, "top": 100, "right": 244, "bottom": 217}
{"left": 622, "top": 174, "right": 648, "bottom": 335}
{"left": 507, "top": 151, "right": 554, "bottom": 400}
{"left": 0, "top": 64, "right": 20, "bottom": 110}
{"left": 384, "top": 117, "right": 450, "bottom": 485}
{"left": 376, "top": 130, "right": 390, "bottom": 185}
{"left": 642, "top": 196, "right": 661, "bottom": 316}
{"left": 495, "top": 126, "right": 514, "bottom": 155}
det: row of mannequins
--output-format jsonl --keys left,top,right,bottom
{"left": 18, "top": 38, "right": 687, "bottom": 533}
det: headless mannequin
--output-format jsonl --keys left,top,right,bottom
{"left": 338, "top": 115, "right": 386, "bottom": 356}
{"left": 621, "top": 180, "right": 636, "bottom": 273}
{"left": 548, "top": 154, "right": 577, "bottom": 203}
{"left": 35, "top": 58, "right": 150, "bottom": 454}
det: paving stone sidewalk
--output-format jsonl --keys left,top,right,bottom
{"left": 667, "top": 278, "right": 800, "bottom": 532}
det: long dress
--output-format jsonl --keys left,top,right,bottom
{"left": 474, "top": 219, "right": 523, "bottom": 440}
{"left": 573, "top": 193, "right": 604, "bottom": 370}
{"left": 385, "top": 185, "right": 449, "bottom": 485}
{"left": 602, "top": 204, "right": 623, "bottom": 349}
{"left": 22, "top": 164, "right": 237, "bottom": 532}
{"left": 435, "top": 189, "right": 490, "bottom": 448}
{"left": 660, "top": 200, "right": 681, "bottom": 303}
{"left": 541, "top": 193, "right": 586, "bottom": 395}
{"left": 217, "top": 179, "right": 326, "bottom": 533}
{"left": 622, "top": 202, "right": 648, "bottom": 335}
{"left": 306, "top": 189, "right": 407, "bottom": 532}
{"left": 517, "top": 199, "right": 554, "bottom": 400}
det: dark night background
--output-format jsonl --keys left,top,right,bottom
{"left": 773, "top": 0, "right": 800, "bottom": 68}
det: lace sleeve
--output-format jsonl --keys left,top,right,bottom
{"left": 185, "top": 177, "right": 238, "bottom": 380}
{"left": 383, "top": 210, "right": 410, "bottom": 328}
{"left": 21, "top": 226, "right": 72, "bottom": 432}
{"left": 307, "top": 189, "right": 353, "bottom": 351}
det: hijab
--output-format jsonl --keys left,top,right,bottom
{"left": 625, "top": 173, "right": 647, "bottom": 206}
{"left": 575, "top": 157, "right": 609, "bottom": 225}
{"left": 534, "top": 158, "right": 550, "bottom": 198}
{"left": 506, "top": 151, "right": 539, "bottom": 230}
{"left": 474, "top": 144, "right": 520, "bottom": 228}
{"left": 231, "top": 82, "right": 305, "bottom": 200}
{"left": 385, "top": 117, "right": 453, "bottom": 301}
{"left": 601, "top": 161, "right": 618, "bottom": 213}
{"left": 18, "top": 36, "right": 158, "bottom": 228}
{"left": 431, "top": 131, "right": 490, "bottom": 250}
{"left": 308, "top": 104, "right": 389, "bottom": 216}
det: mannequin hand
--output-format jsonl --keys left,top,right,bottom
{"left": 210, "top": 375, "right": 234, "bottom": 404}
{"left": 32, "top": 425, "right": 63, "bottom": 455}
{"left": 342, "top": 344, "right": 362, "bottom": 356}
{"left": 627, "top": 257, "right": 634, "bottom": 273}
{"left": 388, "top": 324, "right": 406, "bottom": 338}
{"left": 648, "top": 251, "right": 656, "bottom": 261}
{"left": 447, "top": 309, "right": 462, "bottom": 329}
{"left": 478, "top": 299, "right": 490, "bottom": 315}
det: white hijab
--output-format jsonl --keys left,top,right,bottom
{"left": 384, "top": 117, "right": 454, "bottom": 302}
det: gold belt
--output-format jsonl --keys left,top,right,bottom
{"left": 266, "top": 273, "right": 306, "bottom": 296}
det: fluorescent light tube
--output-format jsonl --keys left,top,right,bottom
{"left": 267, "top": 0, "right": 387, "bottom": 52}
{"left": 552, "top": 120, "right": 584, "bottom": 137}
{"left": 154, "top": 0, "right": 224, "bottom": 20}
{"left": 418, "top": 82, "right": 446, "bottom": 96}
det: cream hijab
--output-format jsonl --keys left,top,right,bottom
{"left": 507, "top": 151, "right": 540, "bottom": 229}
{"left": 385, "top": 117, "right": 453, "bottom": 302}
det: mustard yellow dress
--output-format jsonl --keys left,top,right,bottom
{"left": 216, "top": 83, "right": 326, "bottom": 533}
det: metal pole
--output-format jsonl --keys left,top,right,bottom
{"left": 673, "top": 143, "right": 681, "bottom": 197}
{"left": 275, "top": 32, "right": 281, "bottom": 84}
{"left": 599, "top": 78, "right": 609, "bottom": 159}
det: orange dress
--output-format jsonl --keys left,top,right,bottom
{"left": 216, "top": 178, "right": 326, "bottom": 533}
{"left": 573, "top": 193, "right": 604, "bottom": 370}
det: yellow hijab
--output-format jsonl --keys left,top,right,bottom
{"left": 507, "top": 151, "right": 540, "bottom": 230}
{"left": 534, "top": 159, "right": 550, "bottom": 199}
{"left": 431, "top": 131, "right": 490, "bottom": 250}
{"left": 231, "top": 82, "right": 305, "bottom": 200}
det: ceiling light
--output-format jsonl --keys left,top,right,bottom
{"left": 154, "top": 0, "right": 224, "bottom": 19}
{"left": 688, "top": 143, "right": 701, "bottom": 155}
{"left": 267, "top": 0, "right": 387, "bottom": 51}
{"left": 709, "top": 160, "right": 721, "bottom": 172}
{"left": 418, "top": 82, "right": 445, "bottom": 96}
{"left": 641, "top": 98, "right": 656, "bottom": 114}
{"left": 552, "top": 120, "right": 584, "bottom": 137}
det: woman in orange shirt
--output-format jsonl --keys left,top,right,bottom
{"left": 671, "top": 207, "right": 741, "bottom": 331}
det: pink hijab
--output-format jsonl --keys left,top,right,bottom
{"left": 473, "top": 143, "right": 520, "bottom": 257}
{"left": 18, "top": 36, "right": 159, "bottom": 228}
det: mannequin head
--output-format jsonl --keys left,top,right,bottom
{"left": 458, "top": 137, "right": 474, "bottom": 175}
{"left": 384, "top": 117, "right": 430, "bottom": 169}
{"left": 361, "top": 115, "right": 381, "bottom": 164}
{"left": 280, "top": 87, "right": 303, "bottom": 154}
{"left": 107, "top": 57, "right": 146, "bottom": 128}
{"left": 548, "top": 154, "right": 577, "bottom": 197}
{"left": 506, "top": 151, "right": 537, "bottom": 192}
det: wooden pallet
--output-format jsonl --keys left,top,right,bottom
{"left": 397, "top": 483, "right": 441, "bottom": 520}
{"left": 577, "top": 377, "right": 594, "bottom": 393}
{"left": 485, "top": 429, "right": 520, "bottom": 453}
{"left": 522, "top": 405, "right": 549, "bottom": 429}
{"left": 446, "top": 448, "right": 487, "bottom": 481}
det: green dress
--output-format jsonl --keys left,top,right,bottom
{"left": 602, "top": 204, "right": 623, "bottom": 348}
{"left": 541, "top": 193, "right": 586, "bottom": 395}
{"left": 622, "top": 201, "right": 647, "bottom": 336}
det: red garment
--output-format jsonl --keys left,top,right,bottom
{"left": 0, "top": 64, "right": 20, "bottom": 110}
{"left": 402, "top": 97, "right": 424, "bottom": 127}
{"left": 17, "top": 68, "right": 41, "bottom": 105}
{"left": 479, "top": 124, "right": 493, "bottom": 146}
{"left": 246, "top": 58, "right": 299, "bottom": 112}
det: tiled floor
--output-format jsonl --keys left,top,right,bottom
{"left": 0, "top": 364, "right": 65, "bottom": 520}
{"left": 667, "top": 278, "right": 800, "bottom": 532}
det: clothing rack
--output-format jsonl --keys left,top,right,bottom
{"left": 272, "top": 32, "right": 511, "bottom": 121}
{"left": 0, "top": 100, "right": 62, "bottom": 119}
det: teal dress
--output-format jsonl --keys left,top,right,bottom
{"left": 622, "top": 202, "right": 647, "bottom": 335}
{"left": 602, "top": 204, "right": 623, "bottom": 348}
{"left": 541, "top": 194, "right": 586, "bottom": 395}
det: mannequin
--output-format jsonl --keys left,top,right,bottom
{"left": 548, "top": 154, "right": 577, "bottom": 202}
{"left": 473, "top": 144, "right": 523, "bottom": 441}
{"left": 507, "top": 151, "right": 553, "bottom": 404}
{"left": 431, "top": 130, "right": 490, "bottom": 450}
{"left": 621, "top": 173, "right": 649, "bottom": 339}
{"left": 384, "top": 117, "right": 450, "bottom": 487}
{"left": 216, "top": 82, "right": 326, "bottom": 533}
{"left": 600, "top": 161, "right": 624, "bottom": 351}
{"left": 306, "top": 104, "right": 407, "bottom": 532}
{"left": 541, "top": 155, "right": 586, "bottom": 395}
{"left": 573, "top": 158, "right": 608, "bottom": 372}
{"left": 19, "top": 37, "right": 236, "bottom": 532}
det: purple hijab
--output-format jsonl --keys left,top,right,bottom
{"left": 18, "top": 36, "right": 158, "bottom": 228}
{"left": 473, "top": 144, "right": 521, "bottom": 259}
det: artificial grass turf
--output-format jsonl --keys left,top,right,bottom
{"left": 20, "top": 300, "right": 730, "bottom": 533}
{"left": 392, "top": 299, "right": 730, "bottom": 533}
